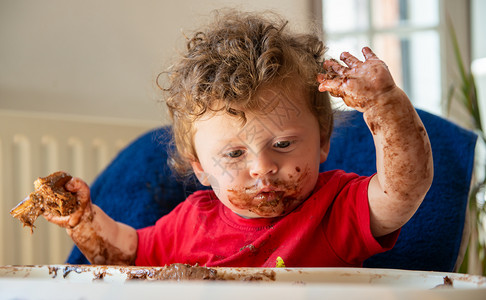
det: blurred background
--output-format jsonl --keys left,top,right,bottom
{"left": 1, "top": 0, "right": 485, "bottom": 272}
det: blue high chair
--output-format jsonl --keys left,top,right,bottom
{"left": 67, "top": 109, "right": 477, "bottom": 272}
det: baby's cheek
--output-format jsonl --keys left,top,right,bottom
{"left": 226, "top": 190, "right": 255, "bottom": 210}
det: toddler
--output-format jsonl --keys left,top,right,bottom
{"left": 44, "top": 10, "right": 433, "bottom": 267}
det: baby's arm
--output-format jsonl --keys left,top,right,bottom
{"left": 317, "top": 47, "right": 433, "bottom": 237}
{"left": 43, "top": 177, "right": 138, "bottom": 265}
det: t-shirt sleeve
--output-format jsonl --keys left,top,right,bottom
{"left": 135, "top": 225, "right": 157, "bottom": 266}
{"left": 323, "top": 173, "right": 399, "bottom": 266}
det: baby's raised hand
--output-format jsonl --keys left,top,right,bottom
{"left": 317, "top": 47, "right": 397, "bottom": 112}
{"left": 43, "top": 177, "right": 93, "bottom": 230}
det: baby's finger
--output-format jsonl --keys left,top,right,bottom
{"left": 318, "top": 80, "right": 344, "bottom": 98}
{"left": 362, "top": 47, "right": 379, "bottom": 60}
{"left": 43, "top": 205, "right": 85, "bottom": 228}
{"left": 65, "top": 178, "right": 90, "bottom": 203}
{"left": 340, "top": 52, "right": 361, "bottom": 68}
{"left": 317, "top": 73, "right": 326, "bottom": 83}
{"left": 43, "top": 212, "right": 70, "bottom": 226}
{"left": 65, "top": 177, "right": 82, "bottom": 192}
{"left": 66, "top": 208, "right": 86, "bottom": 228}
{"left": 323, "top": 59, "right": 347, "bottom": 76}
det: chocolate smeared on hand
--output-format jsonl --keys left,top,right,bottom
{"left": 10, "top": 171, "right": 79, "bottom": 232}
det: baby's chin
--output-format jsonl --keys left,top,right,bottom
{"left": 232, "top": 199, "right": 304, "bottom": 219}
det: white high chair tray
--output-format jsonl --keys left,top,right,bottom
{"left": 0, "top": 265, "right": 485, "bottom": 299}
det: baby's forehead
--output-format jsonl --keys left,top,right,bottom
{"left": 257, "top": 84, "right": 313, "bottom": 118}
{"left": 230, "top": 80, "right": 311, "bottom": 112}
{"left": 191, "top": 78, "right": 313, "bottom": 132}
{"left": 194, "top": 91, "right": 313, "bottom": 134}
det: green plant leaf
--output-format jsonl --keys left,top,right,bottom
{"left": 446, "top": 14, "right": 485, "bottom": 276}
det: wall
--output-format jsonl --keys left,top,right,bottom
{"left": 0, "top": 111, "right": 153, "bottom": 265}
{"left": 0, "top": 0, "right": 314, "bottom": 124}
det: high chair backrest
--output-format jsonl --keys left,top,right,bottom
{"left": 66, "top": 109, "right": 477, "bottom": 272}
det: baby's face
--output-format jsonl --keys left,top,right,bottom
{"left": 191, "top": 85, "right": 329, "bottom": 218}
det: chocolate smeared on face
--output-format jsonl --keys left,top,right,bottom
{"left": 227, "top": 167, "right": 309, "bottom": 217}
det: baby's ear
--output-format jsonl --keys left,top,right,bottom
{"left": 190, "top": 161, "right": 211, "bottom": 186}
{"left": 320, "top": 140, "right": 331, "bottom": 163}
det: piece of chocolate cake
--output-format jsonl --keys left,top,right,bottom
{"left": 10, "top": 171, "right": 78, "bottom": 232}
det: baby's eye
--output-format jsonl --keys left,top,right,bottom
{"left": 274, "top": 141, "right": 291, "bottom": 148}
{"left": 226, "top": 149, "right": 245, "bottom": 158}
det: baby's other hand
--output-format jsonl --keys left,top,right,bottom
{"left": 43, "top": 177, "right": 93, "bottom": 229}
{"left": 317, "top": 47, "right": 397, "bottom": 112}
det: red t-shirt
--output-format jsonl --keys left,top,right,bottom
{"left": 135, "top": 170, "right": 399, "bottom": 267}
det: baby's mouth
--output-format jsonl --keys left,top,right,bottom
{"left": 254, "top": 191, "right": 285, "bottom": 204}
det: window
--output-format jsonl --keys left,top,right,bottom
{"left": 321, "top": 0, "right": 442, "bottom": 115}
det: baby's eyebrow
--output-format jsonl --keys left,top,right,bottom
{"left": 214, "top": 136, "right": 242, "bottom": 144}
{"left": 213, "top": 138, "right": 245, "bottom": 150}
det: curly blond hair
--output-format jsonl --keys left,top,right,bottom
{"left": 161, "top": 10, "right": 333, "bottom": 176}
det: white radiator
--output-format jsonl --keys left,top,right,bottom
{"left": 0, "top": 110, "right": 158, "bottom": 265}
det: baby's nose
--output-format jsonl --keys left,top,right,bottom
{"left": 249, "top": 152, "right": 278, "bottom": 178}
